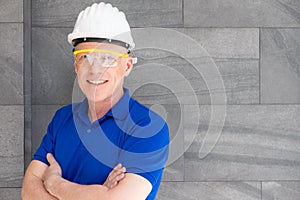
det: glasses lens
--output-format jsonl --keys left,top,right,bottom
{"left": 75, "top": 52, "right": 119, "bottom": 67}
{"left": 75, "top": 54, "right": 88, "bottom": 65}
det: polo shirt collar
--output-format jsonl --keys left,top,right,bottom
{"left": 73, "top": 88, "right": 131, "bottom": 122}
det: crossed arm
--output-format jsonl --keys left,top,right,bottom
{"left": 22, "top": 153, "right": 152, "bottom": 200}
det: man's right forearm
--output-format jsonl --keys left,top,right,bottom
{"left": 22, "top": 172, "right": 58, "bottom": 200}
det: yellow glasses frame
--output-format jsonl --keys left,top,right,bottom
{"left": 73, "top": 49, "right": 129, "bottom": 58}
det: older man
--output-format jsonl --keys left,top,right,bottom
{"left": 22, "top": 2, "right": 169, "bottom": 200}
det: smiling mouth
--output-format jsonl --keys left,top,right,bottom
{"left": 87, "top": 80, "right": 108, "bottom": 85}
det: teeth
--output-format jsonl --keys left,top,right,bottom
{"left": 88, "top": 80, "right": 107, "bottom": 85}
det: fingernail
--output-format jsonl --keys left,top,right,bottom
{"left": 114, "top": 163, "right": 121, "bottom": 170}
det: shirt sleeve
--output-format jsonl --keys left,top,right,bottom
{"left": 118, "top": 116, "right": 170, "bottom": 187}
{"left": 32, "top": 110, "right": 60, "bottom": 166}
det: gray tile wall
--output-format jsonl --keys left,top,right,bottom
{"left": 32, "top": 0, "right": 183, "bottom": 27}
{"left": 0, "top": 188, "right": 21, "bottom": 200}
{"left": 0, "top": 0, "right": 24, "bottom": 199}
{"left": 184, "top": 0, "right": 300, "bottom": 28}
{"left": 261, "top": 28, "right": 300, "bottom": 103}
{"left": 157, "top": 182, "right": 261, "bottom": 200}
{"left": 1, "top": 0, "right": 297, "bottom": 199}
{"left": 262, "top": 181, "right": 300, "bottom": 200}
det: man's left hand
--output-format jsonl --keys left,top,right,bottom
{"left": 43, "top": 153, "right": 62, "bottom": 195}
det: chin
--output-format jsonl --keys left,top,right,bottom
{"left": 82, "top": 84, "right": 121, "bottom": 103}
{"left": 86, "top": 94, "right": 106, "bottom": 102}
{"left": 86, "top": 91, "right": 113, "bottom": 103}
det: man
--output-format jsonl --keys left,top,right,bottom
{"left": 22, "top": 2, "right": 169, "bottom": 200}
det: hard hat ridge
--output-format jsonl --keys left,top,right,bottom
{"left": 68, "top": 2, "right": 135, "bottom": 50}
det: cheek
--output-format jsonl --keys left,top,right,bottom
{"left": 116, "top": 66, "right": 127, "bottom": 77}
{"left": 76, "top": 69, "right": 87, "bottom": 85}
{"left": 106, "top": 67, "right": 125, "bottom": 80}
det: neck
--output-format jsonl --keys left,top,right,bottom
{"left": 87, "top": 88, "right": 124, "bottom": 122}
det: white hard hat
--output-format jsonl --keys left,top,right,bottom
{"left": 68, "top": 2, "right": 135, "bottom": 51}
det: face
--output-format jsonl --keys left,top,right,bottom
{"left": 74, "top": 42, "right": 133, "bottom": 103}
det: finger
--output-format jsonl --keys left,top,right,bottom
{"left": 46, "top": 153, "right": 57, "bottom": 165}
{"left": 106, "top": 165, "right": 125, "bottom": 184}
{"left": 110, "top": 173, "right": 125, "bottom": 183}
{"left": 107, "top": 168, "right": 119, "bottom": 179}
{"left": 113, "top": 163, "right": 122, "bottom": 170}
{"left": 110, "top": 181, "right": 117, "bottom": 188}
{"left": 112, "top": 166, "right": 126, "bottom": 175}
{"left": 109, "top": 165, "right": 124, "bottom": 178}
{"left": 112, "top": 167, "right": 126, "bottom": 177}
{"left": 107, "top": 180, "right": 118, "bottom": 189}
{"left": 108, "top": 170, "right": 123, "bottom": 182}
{"left": 115, "top": 173, "right": 125, "bottom": 181}
{"left": 120, "top": 167, "right": 126, "bottom": 173}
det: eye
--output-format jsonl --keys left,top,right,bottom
{"left": 79, "top": 54, "right": 90, "bottom": 62}
{"left": 75, "top": 54, "right": 89, "bottom": 64}
{"left": 105, "top": 54, "right": 114, "bottom": 61}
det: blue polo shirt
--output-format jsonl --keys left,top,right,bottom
{"left": 33, "top": 88, "right": 169, "bottom": 200}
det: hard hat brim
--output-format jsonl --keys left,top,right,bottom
{"left": 68, "top": 33, "right": 135, "bottom": 50}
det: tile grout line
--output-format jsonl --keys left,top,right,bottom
{"left": 259, "top": 28, "right": 261, "bottom": 104}
{"left": 0, "top": 21, "right": 23, "bottom": 24}
{"left": 161, "top": 180, "right": 300, "bottom": 183}
{"left": 261, "top": 181, "right": 263, "bottom": 200}
{"left": 183, "top": 105, "right": 186, "bottom": 182}
{"left": 29, "top": 0, "right": 33, "bottom": 165}
{"left": 27, "top": 103, "right": 300, "bottom": 106}
{"left": 24, "top": 0, "right": 32, "bottom": 171}
{"left": 29, "top": 25, "right": 300, "bottom": 29}
{"left": 182, "top": 0, "right": 184, "bottom": 27}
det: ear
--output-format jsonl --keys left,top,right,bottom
{"left": 124, "top": 57, "right": 133, "bottom": 77}
{"left": 74, "top": 60, "right": 79, "bottom": 74}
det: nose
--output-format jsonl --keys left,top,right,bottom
{"left": 89, "top": 61, "right": 106, "bottom": 74}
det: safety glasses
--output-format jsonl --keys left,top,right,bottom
{"left": 73, "top": 49, "right": 129, "bottom": 68}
